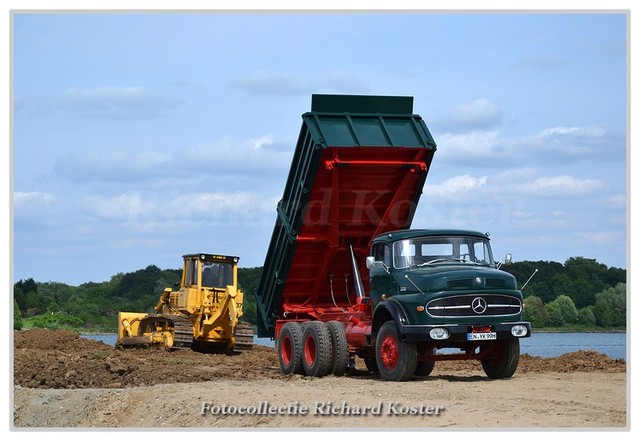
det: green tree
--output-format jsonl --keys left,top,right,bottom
{"left": 114, "top": 265, "right": 162, "bottom": 300}
{"left": 550, "top": 273, "right": 573, "bottom": 299}
{"left": 523, "top": 295, "right": 548, "bottom": 328}
{"left": 38, "top": 282, "right": 73, "bottom": 310}
{"left": 31, "top": 312, "right": 84, "bottom": 330}
{"left": 564, "top": 257, "right": 608, "bottom": 308}
{"left": 238, "top": 266, "right": 263, "bottom": 326}
{"left": 593, "top": 283, "right": 626, "bottom": 328}
{"left": 577, "top": 306, "right": 597, "bottom": 327}
{"left": 546, "top": 302, "right": 565, "bottom": 327}
{"left": 25, "top": 291, "right": 41, "bottom": 312}
{"left": 547, "top": 295, "right": 578, "bottom": 324}
{"left": 14, "top": 278, "right": 39, "bottom": 313}
{"left": 14, "top": 299, "right": 23, "bottom": 330}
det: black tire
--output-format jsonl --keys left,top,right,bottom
{"left": 415, "top": 346, "right": 436, "bottom": 377}
{"left": 301, "top": 321, "right": 333, "bottom": 377}
{"left": 481, "top": 339, "right": 520, "bottom": 379}
{"left": 326, "top": 321, "right": 349, "bottom": 376}
{"left": 277, "top": 322, "right": 304, "bottom": 375}
{"left": 375, "top": 321, "right": 417, "bottom": 381}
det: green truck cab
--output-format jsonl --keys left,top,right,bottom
{"left": 367, "top": 229, "right": 530, "bottom": 380}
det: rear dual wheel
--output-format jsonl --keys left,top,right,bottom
{"left": 326, "top": 321, "right": 349, "bottom": 377}
{"left": 301, "top": 321, "right": 332, "bottom": 377}
{"left": 277, "top": 322, "right": 304, "bottom": 375}
{"left": 277, "top": 321, "right": 348, "bottom": 377}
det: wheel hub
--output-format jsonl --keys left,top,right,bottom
{"left": 380, "top": 335, "right": 399, "bottom": 370}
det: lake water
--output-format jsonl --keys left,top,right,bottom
{"left": 82, "top": 331, "right": 626, "bottom": 361}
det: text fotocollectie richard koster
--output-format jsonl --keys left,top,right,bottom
{"left": 200, "top": 401, "right": 445, "bottom": 417}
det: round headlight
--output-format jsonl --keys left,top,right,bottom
{"left": 429, "top": 327, "right": 450, "bottom": 340}
{"left": 511, "top": 325, "right": 528, "bottom": 337}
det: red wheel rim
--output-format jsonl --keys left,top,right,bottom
{"left": 380, "top": 335, "right": 399, "bottom": 370}
{"left": 304, "top": 335, "right": 316, "bottom": 365}
{"left": 281, "top": 335, "right": 292, "bottom": 366}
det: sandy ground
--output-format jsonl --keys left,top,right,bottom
{"left": 11, "top": 329, "right": 628, "bottom": 430}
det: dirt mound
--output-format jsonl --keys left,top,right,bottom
{"left": 518, "top": 350, "right": 627, "bottom": 373}
{"left": 12, "top": 329, "right": 626, "bottom": 390}
{"left": 13, "top": 329, "right": 283, "bottom": 389}
{"left": 14, "top": 328, "right": 108, "bottom": 351}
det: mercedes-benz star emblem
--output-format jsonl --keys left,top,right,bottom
{"left": 471, "top": 297, "right": 487, "bottom": 314}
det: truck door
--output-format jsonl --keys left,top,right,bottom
{"left": 369, "top": 242, "right": 394, "bottom": 307}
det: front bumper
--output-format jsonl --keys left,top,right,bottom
{"left": 398, "top": 321, "right": 531, "bottom": 343}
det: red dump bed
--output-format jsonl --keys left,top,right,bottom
{"left": 255, "top": 94, "right": 437, "bottom": 337}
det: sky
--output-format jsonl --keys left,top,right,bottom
{"left": 8, "top": 7, "right": 633, "bottom": 287}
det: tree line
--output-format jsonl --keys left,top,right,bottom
{"left": 13, "top": 256, "right": 626, "bottom": 332}
{"left": 503, "top": 257, "right": 626, "bottom": 329}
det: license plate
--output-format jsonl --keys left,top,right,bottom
{"left": 467, "top": 332, "right": 497, "bottom": 341}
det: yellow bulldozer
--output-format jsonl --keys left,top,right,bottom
{"left": 116, "top": 253, "right": 253, "bottom": 352}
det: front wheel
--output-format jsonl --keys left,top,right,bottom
{"left": 415, "top": 347, "right": 436, "bottom": 377}
{"left": 481, "top": 339, "right": 520, "bottom": 379}
{"left": 375, "top": 321, "right": 417, "bottom": 381}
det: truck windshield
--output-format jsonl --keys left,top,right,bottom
{"left": 393, "top": 236, "right": 495, "bottom": 269}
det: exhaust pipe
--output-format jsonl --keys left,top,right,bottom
{"left": 349, "top": 243, "right": 365, "bottom": 299}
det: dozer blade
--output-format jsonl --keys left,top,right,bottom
{"left": 117, "top": 335, "right": 154, "bottom": 348}
{"left": 116, "top": 314, "right": 194, "bottom": 350}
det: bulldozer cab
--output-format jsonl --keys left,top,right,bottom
{"left": 183, "top": 253, "right": 238, "bottom": 289}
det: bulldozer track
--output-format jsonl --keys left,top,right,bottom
{"left": 167, "top": 315, "right": 195, "bottom": 348}
{"left": 234, "top": 321, "right": 254, "bottom": 352}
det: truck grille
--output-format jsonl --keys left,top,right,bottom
{"left": 426, "top": 294, "right": 521, "bottom": 317}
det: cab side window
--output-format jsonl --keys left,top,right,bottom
{"left": 185, "top": 259, "right": 198, "bottom": 286}
{"left": 372, "top": 243, "right": 391, "bottom": 267}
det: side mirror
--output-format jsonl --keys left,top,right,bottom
{"left": 496, "top": 253, "right": 512, "bottom": 269}
{"left": 504, "top": 253, "right": 512, "bottom": 265}
{"left": 365, "top": 256, "right": 376, "bottom": 270}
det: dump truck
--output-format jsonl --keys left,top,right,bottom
{"left": 116, "top": 253, "right": 253, "bottom": 352}
{"left": 254, "top": 94, "right": 531, "bottom": 381}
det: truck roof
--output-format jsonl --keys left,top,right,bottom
{"left": 374, "top": 229, "right": 491, "bottom": 242}
{"left": 255, "top": 94, "right": 437, "bottom": 337}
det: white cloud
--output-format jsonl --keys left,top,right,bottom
{"left": 80, "top": 191, "right": 279, "bottom": 229}
{"left": 58, "top": 86, "right": 181, "bottom": 120}
{"left": 427, "top": 174, "right": 488, "bottom": 200}
{"left": 448, "top": 98, "right": 503, "bottom": 129}
{"left": 53, "top": 133, "right": 293, "bottom": 186}
{"left": 526, "top": 125, "right": 621, "bottom": 158}
{"left": 228, "top": 70, "right": 370, "bottom": 96}
{"left": 83, "top": 193, "right": 154, "bottom": 222}
{"left": 54, "top": 150, "right": 174, "bottom": 182}
{"left": 608, "top": 194, "right": 626, "bottom": 208}
{"left": 576, "top": 230, "right": 624, "bottom": 246}
{"left": 13, "top": 191, "right": 58, "bottom": 228}
{"left": 434, "top": 124, "right": 624, "bottom": 167}
{"left": 14, "top": 191, "right": 55, "bottom": 206}
{"left": 182, "top": 135, "right": 292, "bottom": 176}
{"left": 436, "top": 130, "right": 501, "bottom": 161}
{"left": 516, "top": 175, "right": 606, "bottom": 197}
